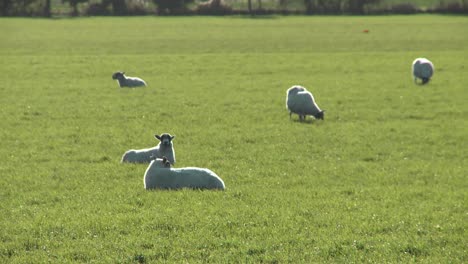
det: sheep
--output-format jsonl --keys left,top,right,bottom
{"left": 112, "top": 71, "right": 147, "bottom": 88}
{"left": 144, "top": 157, "right": 225, "bottom": 190}
{"left": 412, "top": 58, "right": 434, "bottom": 85}
{"left": 121, "top": 133, "right": 176, "bottom": 164}
{"left": 286, "top": 85, "right": 324, "bottom": 121}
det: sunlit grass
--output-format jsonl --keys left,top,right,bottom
{"left": 0, "top": 15, "right": 467, "bottom": 262}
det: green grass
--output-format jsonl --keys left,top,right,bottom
{"left": 0, "top": 15, "right": 467, "bottom": 263}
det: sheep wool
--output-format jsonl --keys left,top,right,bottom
{"left": 112, "top": 71, "right": 147, "bottom": 88}
{"left": 412, "top": 58, "right": 434, "bottom": 84}
{"left": 144, "top": 157, "right": 225, "bottom": 190}
{"left": 286, "top": 85, "right": 324, "bottom": 121}
{"left": 121, "top": 133, "right": 176, "bottom": 164}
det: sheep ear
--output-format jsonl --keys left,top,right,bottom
{"left": 155, "top": 134, "right": 161, "bottom": 140}
{"left": 171, "top": 135, "right": 175, "bottom": 140}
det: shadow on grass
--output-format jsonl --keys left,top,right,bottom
{"left": 290, "top": 118, "right": 321, "bottom": 125}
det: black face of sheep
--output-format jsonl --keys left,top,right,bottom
{"left": 314, "top": 111, "right": 325, "bottom": 120}
{"left": 161, "top": 156, "right": 171, "bottom": 168}
{"left": 155, "top": 133, "right": 175, "bottom": 147}
{"left": 422, "top": 77, "right": 430, "bottom": 84}
{"left": 112, "top": 72, "right": 125, "bottom": 80}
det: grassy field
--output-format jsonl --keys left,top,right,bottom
{"left": 0, "top": 15, "right": 467, "bottom": 263}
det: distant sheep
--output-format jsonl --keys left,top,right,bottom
{"left": 412, "top": 58, "right": 434, "bottom": 85}
{"left": 286, "top": 85, "right": 324, "bottom": 121}
{"left": 144, "top": 157, "right": 225, "bottom": 190}
{"left": 121, "top": 133, "right": 175, "bottom": 164}
{"left": 112, "top": 71, "right": 147, "bottom": 88}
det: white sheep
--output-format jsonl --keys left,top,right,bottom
{"left": 412, "top": 58, "right": 434, "bottom": 84}
{"left": 112, "top": 71, "right": 147, "bottom": 88}
{"left": 286, "top": 85, "right": 324, "bottom": 121}
{"left": 121, "top": 133, "right": 176, "bottom": 164}
{"left": 144, "top": 157, "right": 225, "bottom": 190}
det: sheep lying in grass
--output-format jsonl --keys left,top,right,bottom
{"left": 412, "top": 58, "right": 434, "bottom": 85}
{"left": 112, "top": 71, "right": 147, "bottom": 88}
{"left": 286, "top": 85, "right": 324, "bottom": 121}
{"left": 144, "top": 157, "right": 225, "bottom": 190}
{"left": 121, "top": 133, "right": 176, "bottom": 164}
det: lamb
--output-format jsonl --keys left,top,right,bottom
{"left": 286, "top": 85, "right": 324, "bottom": 121}
{"left": 121, "top": 133, "right": 176, "bottom": 164}
{"left": 144, "top": 157, "right": 225, "bottom": 190}
{"left": 112, "top": 71, "right": 147, "bottom": 88}
{"left": 412, "top": 58, "right": 434, "bottom": 84}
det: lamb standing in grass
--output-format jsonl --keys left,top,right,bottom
{"left": 412, "top": 58, "right": 434, "bottom": 85}
{"left": 144, "top": 157, "right": 225, "bottom": 190}
{"left": 121, "top": 133, "right": 176, "bottom": 164}
{"left": 286, "top": 85, "right": 324, "bottom": 121}
{"left": 112, "top": 71, "right": 147, "bottom": 88}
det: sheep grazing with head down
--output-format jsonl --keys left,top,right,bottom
{"left": 121, "top": 133, "right": 176, "bottom": 164}
{"left": 412, "top": 58, "right": 434, "bottom": 85}
{"left": 112, "top": 71, "right": 147, "bottom": 88}
{"left": 286, "top": 85, "right": 324, "bottom": 121}
{"left": 144, "top": 157, "right": 225, "bottom": 190}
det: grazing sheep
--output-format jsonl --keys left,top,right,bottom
{"left": 286, "top": 85, "right": 324, "bottom": 121}
{"left": 121, "top": 133, "right": 176, "bottom": 164}
{"left": 112, "top": 71, "right": 147, "bottom": 88}
{"left": 144, "top": 157, "right": 225, "bottom": 190}
{"left": 412, "top": 58, "right": 434, "bottom": 85}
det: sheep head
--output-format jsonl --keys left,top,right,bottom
{"left": 112, "top": 71, "right": 125, "bottom": 80}
{"left": 314, "top": 110, "right": 325, "bottom": 120}
{"left": 151, "top": 157, "right": 171, "bottom": 168}
{"left": 155, "top": 133, "right": 175, "bottom": 147}
{"left": 161, "top": 156, "right": 171, "bottom": 168}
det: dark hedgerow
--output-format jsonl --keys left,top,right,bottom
{"left": 152, "top": 0, "right": 194, "bottom": 15}
{"left": 84, "top": 2, "right": 112, "bottom": 16}
{"left": 196, "top": 0, "right": 232, "bottom": 15}
{"left": 433, "top": 2, "right": 468, "bottom": 14}
{"left": 390, "top": 3, "right": 418, "bottom": 14}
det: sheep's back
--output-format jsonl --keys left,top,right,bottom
{"left": 287, "top": 92, "right": 320, "bottom": 115}
{"left": 144, "top": 167, "right": 225, "bottom": 190}
{"left": 126, "top": 77, "right": 147, "bottom": 87}
{"left": 412, "top": 59, "right": 434, "bottom": 79}
{"left": 122, "top": 147, "right": 157, "bottom": 163}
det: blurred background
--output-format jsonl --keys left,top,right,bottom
{"left": 1, "top": 0, "right": 467, "bottom": 17}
